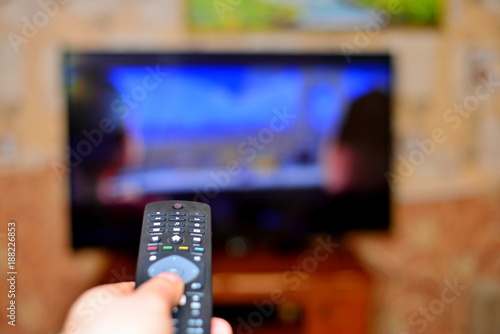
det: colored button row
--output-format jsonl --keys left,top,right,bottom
{"left": 146, "top": 245, "right": 205, "bottom": 252}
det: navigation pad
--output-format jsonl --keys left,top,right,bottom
{"left": 147, "top": 255, "right": 201, "bottom": 284}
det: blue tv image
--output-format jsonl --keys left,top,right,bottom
{"left": 65, "top": 53, "right": 392, "bottom": 251}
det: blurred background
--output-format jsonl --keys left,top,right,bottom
{"left": 0, "top": 0, "right": 499, "bottom": 333}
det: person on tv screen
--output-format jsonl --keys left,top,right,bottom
{"left": 321, "top": 91, "right": 390, "bottom": 194}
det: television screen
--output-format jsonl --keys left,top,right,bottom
{"left": 64, "top": 52, "right": 392, "bottom": 252}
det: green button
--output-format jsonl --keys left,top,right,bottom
{"left": 162, "top": 246, "right": 173, "bottom": 250}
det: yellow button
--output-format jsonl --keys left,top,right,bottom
{"left": 178, "top": 246, "right": 189, "bottom": 251}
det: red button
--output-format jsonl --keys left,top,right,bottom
{"left": 147, "top": 246, "right": 158, "bottom": 251}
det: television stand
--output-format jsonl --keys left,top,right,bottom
{"left": 212, "top": 246, "right": 370, "bottom": 334}
{"left": 97, "top": 243, "right": 370, "bottom": 333}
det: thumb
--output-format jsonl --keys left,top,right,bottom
{"left": 135, "top": 272, "right": 185, "bottom": 311}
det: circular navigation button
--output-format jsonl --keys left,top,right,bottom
{"left": 167, "top": 267, "right": 184, "bottom": 276}
{"left": 147, "top": 255, "right": 200, "bottom": 283}
{"left": 173, "top": 203, "right": 183, "bottom": 209}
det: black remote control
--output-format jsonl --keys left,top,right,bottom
{"left": 135, "top": 200, "right": 212, "bottom": 334}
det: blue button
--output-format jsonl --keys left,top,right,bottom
{"left": 193, "top": 247, "right": 205, "bottom": 253}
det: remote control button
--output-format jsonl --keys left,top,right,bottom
{"left": 190, "top": 302, "right": 201, "bottom": 310}
{"left": 149, "top": 255, "right": 157, "bottom": 261}
{"left": 187, "top": 319, "right": 198, "bottom": 327}
{"left": 162, "top": 246, "right": 173, "bottom": 251}
{"left": 168, "top": 222, "right": 185, "bottom": 227}
{"left": 149, "top": 216, "right": 166, "bottom": 222}
{"left": 189, "top": 228, "right": 205, "bottom": 235}
{"left": 179, "top": 294, "right": 187, "bottom": 306}
{"left": 169, "top": 235, "right": 183, "bottom": 244}
{"left": 189, "top": 212, "right": 205, "bottom": 217}
{"left": 193, "top": 247, "right": 205, "bottom": 253}
{"left": 172, "top": 318, "right": 179, "bottom": 326}
{"left": 191, "top": 310, "right": 201, "bottom": 317}
{"left": 192, "top": 295, "right": 200, "bottom": 302}
{"left": 150, "top": 211, "right": 166, "bottom": 216}
{"left": 188, "top": 222, "right": 205, "bottom": 228}
{"left": 192, "top": 237, "right": 202, "bottom": 243}
{"left": 189, "top": 217, "right": 205, "bottom": 223}
{"left": 187, "top": 327, "right": 203, "bottom": 334}
{"left": 173, "top": 203, "right": 183, "bottom": 209}
{"left": 178, "top": 246, "right": 189, "bottom": 251}
{"left": 193, "top": 256, "right": 201, "bottom": 262}
{"left": 150, "top": 236, "right": 161, "bottom": 243}
{"left": 148, "top": 221, "right": 166, "bottom": 227}
{"left": 147, "top": 255, "right": 200, "bottom": 283}
{"left": 148, "top": 227, "right": 165, "bottom": 233}
{"left": 190, "top": 282, "right": 202, "bottom": 290}
{"left": 170, "top": 211, "right": 186, "bottom": 216}
{"left": 168, "top": 227, "right": 185, "bottom": 233}
{"left": 168, "top": 266, "right": 185, "bottom": 275}
{"left": 169, "top": 217, "right": 186, "bottom": 222}
{"left": 147, "top": 246, "right": 158, "bottom": 251}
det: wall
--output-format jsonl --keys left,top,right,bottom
{"left": 0, "top": 0, "right": 499, "bottom": 333}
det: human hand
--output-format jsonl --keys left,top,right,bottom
{"left": 63, "top": 272, "right": 232, "bottom": 334}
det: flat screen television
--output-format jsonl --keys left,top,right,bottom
{"left": 64, "top": 52, "right": 392, "bottom": 253}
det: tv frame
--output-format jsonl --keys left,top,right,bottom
{"left": 63, "top": 51, "right": 393, "bottom": 253}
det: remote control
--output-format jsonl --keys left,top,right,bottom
{"left": 135, "top": 200, "right": 212, "bottom": 334}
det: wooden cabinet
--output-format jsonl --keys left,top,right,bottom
{"left": 98, "top": 244, "right": 370, "bottom": 333}
{"left": 212, "top": 248, "right": 370, "bottom": 333}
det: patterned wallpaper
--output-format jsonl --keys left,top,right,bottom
{"left": 349, "top": 191, "right": 500, "bottom": 333}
